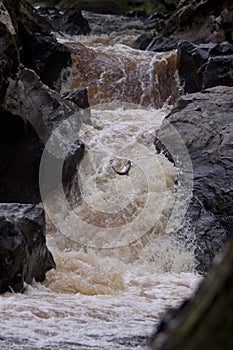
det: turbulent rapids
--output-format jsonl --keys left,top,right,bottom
{"left": 0, "top": 12, "right": 201, "bottom": 350}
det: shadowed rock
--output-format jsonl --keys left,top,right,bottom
{"left": 178, "top": 41, "right": 233, "bottom": 93}
{"left": 0, "top": 2, "right": 19, "bottom": 104}
{"left": 0, "top": 203, "right": 55, "bottom": 293}
{"left": 134, "top": 0, "right": 233, "bottom": 52}
{"left": 2, "top": 68, "right": 85, "bottom": 202}
{"left": 3, "top": 0, "right": 71, "bottom": 91}
{"left": 37, "top": 6, "right": 90, "bottom": 36}
{"left": 155, "top": 86, "right": 233, "bottom": 273}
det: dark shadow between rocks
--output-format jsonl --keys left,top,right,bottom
{"left": 0, "top": 112, "right": 43, "bottom": 204}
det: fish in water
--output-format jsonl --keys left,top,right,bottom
{"left": 112, "top": 160, "right": 131, "bottom": 176}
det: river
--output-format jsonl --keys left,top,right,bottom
{"left": 0, "top": 11, "right": 201, "bottom": 350}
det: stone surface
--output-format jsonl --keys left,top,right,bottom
{"left": 0, "top": 1, "right": 86, "bottom": 205}
{"left": 155, "top": 86, "right": 233, "bottom": 273}
{"left": 3, "top": 0, "right": 71, "bottom": 91}
{"left": 0, "top": 203, "right": 55, "bottom": 293}
{"left": 135, "top": 0, "right": 233, "bottom": 51}
{"left": 4, "top": 68, "right": 81, "bottom": 142}
{"left": 178, "top": 41, "right": 233, "bottom": 93}
{"left": 62, "top": 87, "right": 91, "bottom": 125}
{"left": 2, "top": 68, "right": 85, "bottom": 202}
{"left": 37, "top": 6, "right": 90, "bottom": 36}
{"left": 0, "top": 1, "right": 88, "bottom": 294}
{"left": 62, "top": 87, "right": 90, "bottom": 110}
{"left": 0, "top": 2, "right": 19, "bottom": 104}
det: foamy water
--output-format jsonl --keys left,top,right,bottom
{"left": 0, "top": 16, "right": 201, "bottom": 350}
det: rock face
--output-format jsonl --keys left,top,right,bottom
{"left": 0, "top": 203, "right": 55, "bottom": 293}
{"left": 0, "top": 0, "right": 87, "bottom": 292}
{"left": 61, "top": 87, "right": 91, "bottom": 125}
{"left": 4, "top": 68, "right": 82, "bottom": 143}
{"left": 62, "top": 87, "right": 90, "bottom": 110}
{"left": 37, "top": 6, "right": 90, "bottom": 36}
{"left": 3, "top": 0, "right": 71, "bottom": 91}
{"left": 134, "top": 0, "right": 233, "bottom": 51}
{"left": 0, "top": 0, "right": 86, "bottom": 204}
{"left": 155, "top": 86, "right": 233, "bottom": 273}
{"left": 1, "top": 67, "right": 85, "bottom": 203}
{"left": 0, "top": 1, "right": 19, "bottom": 104}
{"left": 178, "top": 41, "right": 233, "bottom": 93}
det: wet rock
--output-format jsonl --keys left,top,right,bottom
{"left": 4, "top": 68, "right": 80, "bottom": 142}
{"left": 0, "top": 203, "right": 55, "bottom": 293}
{"left": 37, "top": 6, "right": 90, "bottom": 36}
{"left": 136, "top": 0, "right": 233, "bottom": 51}
{"left": 156, "top": 86, "right": 233, "bottom": 273}
{"left": 0, "top": 1, "right": 84, "bottom": 294}
{"left": 0, "top": 2, "right": 19, "bottom": 104}
{"left": 154, "top": 138, "right": 175, "bottom": 164}
{"left": 132, "top": 33, "right": 154, "bottom": 50}
{"left": 3, "top": 0, "right": 71, "bottom": 91}
{"left": 62, "top": 87, "right": 91, "bottom": 124}
{"left": 2, "top": 68, "right": 85, "bottom": 202}
{"left": 61, "top": 87, "right": 90, "bottom": 110}
{"left": 178, "top": 41, "right": 233, "bottom": 93}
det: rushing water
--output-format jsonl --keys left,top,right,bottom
{"left": 0, "top": 12, "right": 201, "bottom": 350}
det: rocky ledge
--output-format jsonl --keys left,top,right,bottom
{"left": 0, "top": 0, "right": 89, "bottom": 292}
{"left": 134, "top": 0, "right": 233, "bottom": 51}
{"left": 37, "top": 5, "right": 91, "bottom": 36}
{"left": 155, "top": 86, "right": 233, "bottom": 273}
{"left": 0, "top": 203, "right": 55, "bottom": 293}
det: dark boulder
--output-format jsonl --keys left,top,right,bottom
{"left": 4, "top": 68, "right": 81, "bottom": 142}
{"left": 37, "top": 6, "right": 90, "bottom": 36}
{"left": 3, "top": 0, "right": 71, "bottom": 91}
{"left": 133, "top": 33, "right": 154, "bottom": 50}
{"left": 2, "top": 68, "right": 85, "bottom": 203}
{"left": 62, "top": 87, "right": 91, "bottom": 124}
{"left": 62, "top": 87, "right": 90, "bottom": 110}
{"left": 135, "top": 0, "right": 233, "bottom": 51}
{"left": 0, "top": 2, "right": 19, "bottom": 104}
{"left": 0, "top": 203, "right": 55, "bottom": 293}
{"left": 178, "top": 41, "right": 233, "bottom": 93}
{"left": 155, "top": 86, "right": 233, "bottom": 273}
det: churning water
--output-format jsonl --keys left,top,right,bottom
{"left": 0, "top": 12, "right": 201, "bottom": 350}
